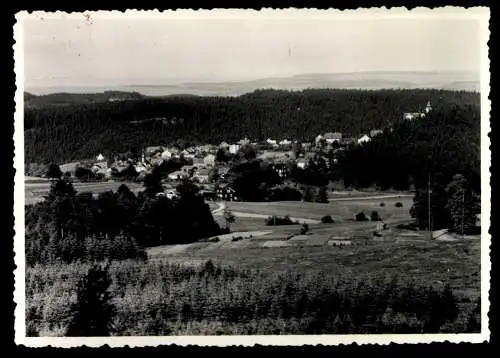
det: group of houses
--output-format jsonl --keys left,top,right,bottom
{"left": 403, "top": 101, "right": 433, "bottom": 121}
{"left": 74, "top": 100, "right": 433, "bottom": 200}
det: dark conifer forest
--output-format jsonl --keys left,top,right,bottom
{"left": 24, "top": 88, "right": 480, "bottom": 165}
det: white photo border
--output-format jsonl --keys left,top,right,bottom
{"left": 13, "top": 7, "right": 491, "bottom": 347}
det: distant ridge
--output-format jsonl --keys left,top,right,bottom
{"left": 26, "top": 70, "right": 480, "bottom": 97}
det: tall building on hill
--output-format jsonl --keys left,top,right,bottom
{"left": 403, "top": 100, "right": 432, "bottom": 121}
{"left": 425, "top": 100, "right": 432, "bottom": 114}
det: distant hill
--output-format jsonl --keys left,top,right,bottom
{"left": 26, "top": 70, "right": 480, "bottom": 98}
{"left": 24, "top": 90, "right": 145, "bottom": 108}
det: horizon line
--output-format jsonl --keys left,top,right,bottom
{"left": 25, "top": 69, "right": 480, "bottom": 90}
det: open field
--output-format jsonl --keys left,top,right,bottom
{"left": 24, "top": 180, "right": 143, "bottom": 205}
{"left": 147, "top": 231, "right": 480, "bottom": 298}
{"left": 147, "top": 193, "right": 479, "bottom": 301}
{"left": 220, "top": 196, "right": 413, "bottom": 222}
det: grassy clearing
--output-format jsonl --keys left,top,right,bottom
{"left": 224, "top": 196, "right": 413, "bottom": 222}
{"left": 150, "top": 233, "right": 480, "bottom": 291}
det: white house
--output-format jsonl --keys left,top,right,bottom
{"left": 403, "top": 101, "right": 432, "bottom": 121}
{"left": 167, "top": 170, "right": 188, "bottom": 181}
{"left": 134, "top": 164, "right": 148, "bottom": 173}
{"left": 105, "top": 168, "right": 113, "bottom": 179}
{"left": 357, "top": 134, "right": 371, "bottom": 145}
{"left": 370, "top": 129, "right": 384, "bottom": 138}
{"left": 266, "top": 138, "right": 278, "bottom": 147}
{"left": 194, "top": 168, "right": 211, "bottom": 184}
{"left": 296, "top": 159, "right": 307, "bottom": 169}
{"left": 91, "top": 161, "right": 108, "bottom": 173}
{"left": 229, "top": 144, "right": 241, "bottom": 155}
{"left": 403, "top": 112, "right": 419, "bottom": 121}
{"left": 324, "top": 132, "right": 343, "bottom": 144}
{"left": 193, "top": 156, "right": 205, "bottom": 166}
{"left": 279, "top": 139, "right": 292, "bottom": 146}
{"left": 165, "top": 189, "right": 177, "bottom": 200}
{"left": 238, "top": 138, "right": 251, "bottom": 146}
{"left": 145, "top": 146, "right": 164, "bottom": 155}
{"left": 161, "top": 150, "right": 172, "bottom": 160}
{"left": 203, "top": 154, "right": 216, "bottom": 167}
{"left": 96, "top": 153, "right": 105, "bottom": 161}
{"left": 315, "top": 134, "right": 324, "bottom": 144}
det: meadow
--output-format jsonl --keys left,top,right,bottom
{"left": 223, "top": 196, "right": 413, "bottom": 222}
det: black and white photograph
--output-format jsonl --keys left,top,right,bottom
{"left": 14, "top": 8, "right": 490, "bottom": 346}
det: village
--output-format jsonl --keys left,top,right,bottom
{"left": 62, "top": 101, "right": 433, "bottom": 202}
{"left": 68, "top": 129, "right": 378, "bottom": 200}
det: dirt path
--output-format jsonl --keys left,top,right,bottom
{"left": 328, "top": 194, "right": 414, "bottom": 202}
{"left": 211, "top": 201, "right": 320, "bottom": 224}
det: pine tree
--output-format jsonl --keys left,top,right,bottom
{"left": 316, "top": 186, "right": 329, "bottom": 203}
{"left": 410, "top": 180, "right": 450, "bottom": 231}
{"left": 143, "top": 173, "right": 163, "bottom": 197}
{"left": 66, "top": 264, "right": 116, "bottom": 337}
{"left": 46, "top": 163, "right": 63, "bottom": 179}
{"left": 445, "top": 174, "right": 480, "bottom": 234}
{"left": 303, "top": 187, "right": 313, "bottom": 202}
{"left": 223, "top": 207, "right": 236, "bottom": 231}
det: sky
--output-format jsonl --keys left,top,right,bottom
{"left": 21, "top": 11, "right": 485, "bottom": 89}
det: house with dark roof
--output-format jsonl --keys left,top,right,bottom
{"left": 216, "top": 184, "right": 239, "bottom": 201}
{"left": 270, "top": 163, "right": 289, "bottom": 178}
{"left": 324, "top": 132, "right": 343, "bottom": 144}
{"left": 217, "top": 166, "right": 231, "bottom": 179}
{"left": 357, "top": 134, "right": 371, "bottom": 145}
{"left": 194, "top": 168, "right": 211, "bottom": 184}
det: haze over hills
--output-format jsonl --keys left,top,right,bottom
{"left": 26, "top": 70, "right": 480, "bottom": 97}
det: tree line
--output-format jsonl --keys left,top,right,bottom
{"left": 25, "top": 172, "right": 223, "bottom": 266}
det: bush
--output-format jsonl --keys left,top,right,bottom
{"left": 370, "top": 211, "right": 382, "bottom": 221}
{"left": 265, "top": 215, "right": 297, "bottom": 226}
{"left": 321, "top": 215, "right": 334, "bottom": 223}
{"left": 395, "top": 202, "right": 404, "bottom": 207}
{"left": 380, "top": 202, "right": 386, "bottom": 207}
{"left": 355, "top": 212, "right": 368, "bottom": 221}
{"left": 300, "top": 223, "right": 309, "bottom": 235}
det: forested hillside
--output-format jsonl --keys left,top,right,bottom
{"left": 338, "top": 104, "right": 481, "bottom": 190}
{"left": 24, "top": 88, "right": 480, "bottom": 165}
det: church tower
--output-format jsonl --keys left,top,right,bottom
{"left": 425, "top": 100, "right": 432, "bottom": 114}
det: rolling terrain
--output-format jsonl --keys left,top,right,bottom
{"left": 26, "top": 70, "right": 480, "bottom": 98}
